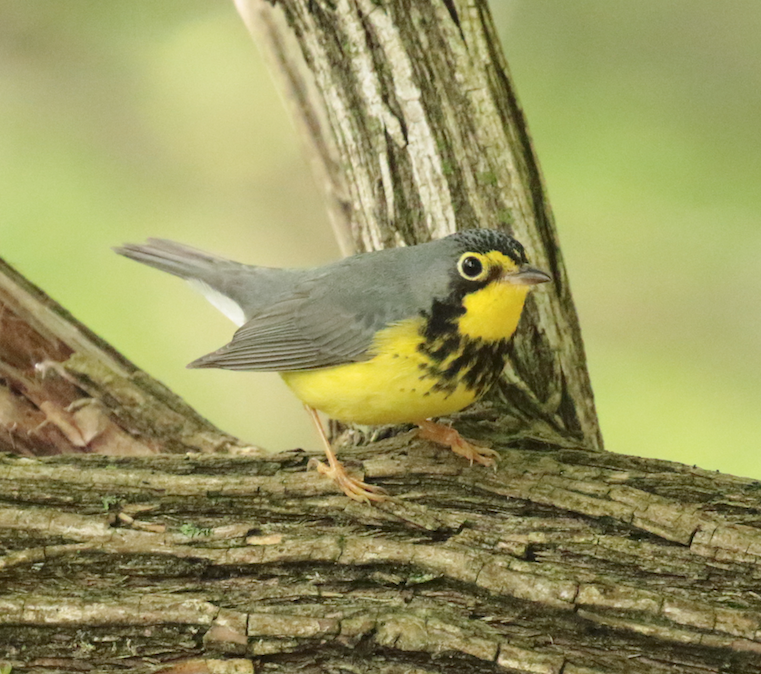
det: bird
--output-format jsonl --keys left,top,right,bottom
{"left": 114, "top": 229, "right": 550, "bottom": 502}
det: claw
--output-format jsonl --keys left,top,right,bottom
{"left": 308, "top": 457, "right": 387, "bottom": 503}
{"left": 417, "top": 420, "right": 498, "bottom": 467}
{"left": 305, "top": 406, "right": 387, "bottom": 502}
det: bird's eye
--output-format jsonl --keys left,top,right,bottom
{"left": 457, "top": 253, "right": 486, "bottom": 280}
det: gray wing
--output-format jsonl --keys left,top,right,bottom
{"left": 188, "top": 288, "right": 378, "bottom": 371}
{"left": 188, "top": 242, "right": 456, "bottom": 372}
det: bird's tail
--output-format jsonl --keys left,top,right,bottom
{"left": 113, "top": 238, "right": 236, "bottom": 280}
{"left": 115, "top": 238, "right": 267, "bottom": 326}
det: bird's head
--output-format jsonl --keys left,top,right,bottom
{"left": 443, "top": 229, "right": 551, "bottom": 342}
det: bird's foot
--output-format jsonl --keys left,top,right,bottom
{"left": 305, "top": 404, "right": 387, "bottom": 503}
{"left": 417, "top": 420, "right": 499, "bottom": 467}
{"left": 308, "top": 457, "right": 387, "bottom": 503}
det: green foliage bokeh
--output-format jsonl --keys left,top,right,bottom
{"left": 2, "top": 1, "right": 759, "bottom": 476}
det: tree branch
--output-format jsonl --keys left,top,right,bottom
{"left": 0, "top": 258, "right": 241, "bottom": 457}
{"left": 2, "top": 442, "right": 761, "bottom": 672}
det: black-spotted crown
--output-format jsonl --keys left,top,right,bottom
{"left": 449, "top": 229, "right": 528, "bottom": 265}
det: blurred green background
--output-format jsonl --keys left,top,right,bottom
{"left": 2, "top": 2, "right": 759, "bottom": 476}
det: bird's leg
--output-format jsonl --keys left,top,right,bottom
{"left": 417, "top": 419, "right": 499, "bottom": 467}
{"left": 305, "top": 406, "right": 387, "bottom": 503}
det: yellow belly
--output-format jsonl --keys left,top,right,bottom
{"left": 281, "top": 318, "right": 478, "bottom": 425}
{"left": 282, "top": 355, "right": 478, "bottom": 425}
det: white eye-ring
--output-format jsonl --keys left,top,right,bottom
{"left": 457, "top": 253, "right": 487, "bottom": 281}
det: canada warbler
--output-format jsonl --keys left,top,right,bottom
{"left": 115, "top": 229, "right": 550, "bottom": 501}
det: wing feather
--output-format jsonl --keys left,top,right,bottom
{"left": 187, "top": 241, "right": 456, "bottom": 372}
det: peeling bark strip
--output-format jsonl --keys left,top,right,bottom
{"left": 2, "top": 445, "right": 761, "bottom": 673}
{"left": 0, "top": 258, "right": 242, "bottom": 457}
{"left": 235, "top": 0, "right": 602, "bottom": 451}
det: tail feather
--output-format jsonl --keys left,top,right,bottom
{"left": 113, "top": 238, "right": 233, "bottom": 280}
{"left": 114, "top": 238, "right": 296, "bottom": 325}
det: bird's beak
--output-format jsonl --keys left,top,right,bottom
{"left": 502, "top": 264, "right": 552, "bottom": 286}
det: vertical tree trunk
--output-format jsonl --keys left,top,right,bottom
{"left": 235, "top": 0, "right": 602, "bottom": 451}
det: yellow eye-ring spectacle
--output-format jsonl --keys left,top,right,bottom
{"left": 456, "top": 252, "right": 489, "bottom": 281}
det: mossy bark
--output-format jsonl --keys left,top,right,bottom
{"left": 2, "top": 236, "right": 761, "bottom": 672}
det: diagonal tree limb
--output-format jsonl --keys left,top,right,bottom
{"left": 0, "top": 257, "right": 242, "bottom": 457}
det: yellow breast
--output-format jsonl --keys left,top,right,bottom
{"left": 281, "top": 277, "right": 530, "bottom": 426}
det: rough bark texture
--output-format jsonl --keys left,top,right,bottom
{"left": 2, "top": 1, "right": 759, "bottom": 673}
{"left": 2, "top": 206, "right": 761, "bottom": 673}
{"left": 235, "top": 0, "right": 602, "bottom": 452}
{"left": 3, "top": 424, "right": 761, "bottom": 673}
